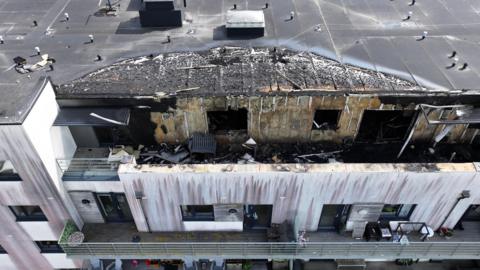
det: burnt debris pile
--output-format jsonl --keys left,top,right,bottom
{"left": 135, "top": 139, "right": 480, "bottom": 165}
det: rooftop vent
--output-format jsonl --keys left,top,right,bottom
{"left": 139, "top": 0, "right": 182, "bottom": 27}
{"left": 226, "top": 10, "right": 265, "bottom": 37}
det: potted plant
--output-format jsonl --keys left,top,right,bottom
{"left": 439, "top": 227, "right": 453, "bottom": 239}
{"left": 242, "top": 261, "right": 252, "bottom": 270}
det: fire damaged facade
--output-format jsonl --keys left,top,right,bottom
{"left": 1, "top": 47, "right": 479, "bottom": 269}
{"left": 2, "top": 0, "right": 480, "bottom": 269}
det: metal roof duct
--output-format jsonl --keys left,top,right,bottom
{"left": 420, "top": 104, "right": 480, "bottom": 125}
{"left": 54, "top": 107, "right": 130, "bottom": 126}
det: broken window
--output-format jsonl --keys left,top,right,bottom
{"left": 181, "top": 205, "right": 215, "bottom": 221}
{"left": 356, "top": 110, "right": 416, "bottom": 142}
{"left": 468, "top": 123, "right": 480, "bottom": 129}
{"left": 207, "top": 109, "right": 248, "bottom": 132}
{"left": 93, "top": 126, "right": 133, "bottom": 147}
{"left": 312, "top": 110, "right": 341, "bottom": 130}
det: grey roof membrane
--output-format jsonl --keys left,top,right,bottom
{"left": 1, "top": 0, "right": 480, "bottom": 123}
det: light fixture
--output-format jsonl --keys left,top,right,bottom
{"left": 358, "top": 209, "right": 369, "bottom": 216}
{"left": 81, "top": 199, "right": 91, "bottom": 205}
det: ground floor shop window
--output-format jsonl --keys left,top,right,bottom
{"left": 181, "top": 205, "right": 215, "bottom": 221}
{"left": 379, "top": 204, "right": 416, "bottom": 221}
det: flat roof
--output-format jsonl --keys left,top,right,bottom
{"left": 1, "top": 0, "right": 480, "bottom": 122}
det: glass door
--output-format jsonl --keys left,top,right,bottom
{"left": 318, "top": 204, "right": 350, "bottom": 232}
{"left": 96, "top": 193, "right": 133, "bottom": 222}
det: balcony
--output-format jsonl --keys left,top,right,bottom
{"left": 59, "top": 222, "right": 480, "bottom": 260}
{"left": 57, "top": 158, "right": 121, "bottom": 181}
{"left": 57, "top": 148, "right": 133, "bottom": 181}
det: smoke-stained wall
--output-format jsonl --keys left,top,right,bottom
{"left": 150, "top": 95, "right": 477, "bottom": 144}
{"left": 118, "top": 163, "right": 480, "bottom": 232}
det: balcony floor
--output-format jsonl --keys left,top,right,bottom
{"left": 82, "top": 223, "right": 268, "bottom": 243}
{"left": 308, "top": 221, "right": 480, "bottom": 243}
{"left": 82, "top": 222, "right": 480, "bottom": 243}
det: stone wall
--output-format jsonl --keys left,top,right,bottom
{"left": 151, "top": 94, "right": 475, "bottom": 144}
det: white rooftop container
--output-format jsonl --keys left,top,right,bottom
{"left": 226, "top": 10, "right": 265, "bottom": 29}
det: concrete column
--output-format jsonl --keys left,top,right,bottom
{"left": 119, "top": 174, "right": 149, "bottom": 232}
{"left": 293, "top": 259, "right": 304, "bottom": 270}
{"left": 90, "top": 258, "right": 100, "bottom": 269}
{"left": 184, "top": 257, "right": 195, "bottom": 270}
{"left": 115, "top": 258, "right": 122, "bottom": 270}
{"left": 212, "top": 257, "right": 224, "bottom": 270}
{"left": 289, "top": 259, "right": 294, "bottom": 270}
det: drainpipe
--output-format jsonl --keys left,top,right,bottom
{"left": 397, "top": 114, "right": 421, "bottom": 159}
{"left": 439, "top": 190, "right": 470, "bottom": 229}
{"left": 135, "top": 190, "right": 151, "bottom": 232}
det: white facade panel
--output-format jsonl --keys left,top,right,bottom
{"left": 64, "top": 181, "right": 124, "bottom": 193}
{"left": 0, "top": 254, "right": 16, "bottom": 270}
{"left": 183, "top": 221, "right": 243, "bottom": 231}
{"left": 43, "top": 253, "right": 81, "bottom": 269}
{"left": 18, "top": 221, "right": 57, "bottom": 241}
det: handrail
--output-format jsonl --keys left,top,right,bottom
{"left": 59, "top": 241, "right": 480, "bottom": 259}
{"left": 57, "top": 158, "right": 121, "bottom": 181}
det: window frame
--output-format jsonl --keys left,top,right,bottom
{"left": 9, "top": 205, "right": 48, "bottom": 222}
{"left": 206, "top": 109, "right": 248, "bottom": 132}
{"left": 379, "top": 204, "right": 416, "bottom": 221}
{"left": 35, "top": 241, "right": 64, "bottom": 253}
{"left": 0, "top": 160, "right": 21, "bottom": 181}
{"left": 181, "top": 205, "right": 215, "bottom": 222}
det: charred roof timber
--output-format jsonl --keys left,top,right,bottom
{"left": 58, "top": 47, "right": 418, "bottom": 97}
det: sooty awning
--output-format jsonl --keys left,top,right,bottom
{"left": 420, "top": 104, "right": 480, "bottom": 125}
{"left": 54, "top": 107, "right": 130, "bottom": 126}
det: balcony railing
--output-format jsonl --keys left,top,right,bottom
{"left": 59, "top": 241, "right": 480, "bottom": 260}
{"left": 57, "top": 158, "right": 120, "bottom": 181}
{"left": 58, "top": 221, "right": 480, "bottom": 259}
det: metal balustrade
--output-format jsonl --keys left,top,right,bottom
{"left": 59, "top": 241, "right": 480, "bottom": 259}
{"left": 57, "top": 158, "right": 120, "bottom": 181}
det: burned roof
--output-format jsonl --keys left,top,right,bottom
{"left": 58, "top": 47, "right": 418, "bottom": 97}
{"left": 2, "top": 0, "right": 480, "bottom": 122}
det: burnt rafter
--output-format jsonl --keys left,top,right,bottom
{"left": 58, "top": 47, "right": 418, "bottom": 97}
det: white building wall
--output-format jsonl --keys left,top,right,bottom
{"left": 50, "top": 126, "right": 77, "bottom": 161}
{"left": 0, "top": 80, "right": 82, "bottom": 269}
{"left": 21, "top": 81, "right": 82, "bottom": 228}
{"left": 0, "top": 254, "right": 17, "bottom": 270}
{"left": 183, "top": 221, "right": 243, "bottom": 231}
{"left": 64, "top": 181, "right": 124, "bottom": 193}
{"left": 43, "top": 253, "right": 82, "bottom": 269}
